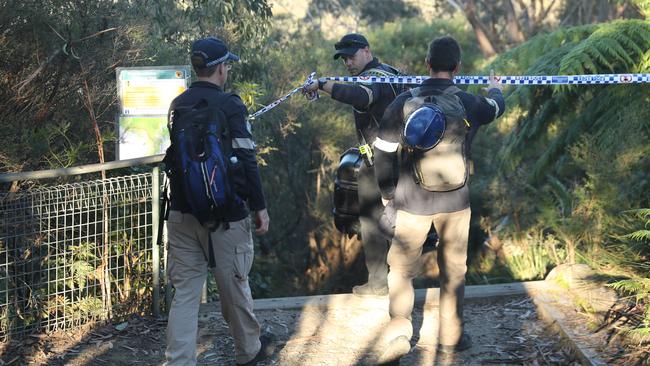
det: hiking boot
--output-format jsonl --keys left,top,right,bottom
{"left": 352, "top": 283, "right": 388, "bottom": 296}
{"left": 437, "top": 332, "right": 472, "bottom": 355}
{"left": 236, "top": 333, "right": 276, "bottom": 366}
{"left": 377, "top": 335, "right": 411, "bottom": 364}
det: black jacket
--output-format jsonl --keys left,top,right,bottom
{"left": 166, "top": 81, "right": 266, "bottom": 222}
{"left": 330, "top": 57, "right": 404, "bottom": 145}
{"left": 374, "top": 78, "right": 505, "bottom": 215}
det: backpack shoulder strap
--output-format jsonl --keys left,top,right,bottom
{"left": 382, "top": 63, "right": 403, "bottom": 76}
{"left": 204, "top": 92, "right": 235, "bottom": 153}
{"left": 409, "top": 84, "right": 462, "bottom": 103}
{"left": 403, "top": 88, "right": 428, "bottom": 118}
{"left": 362, "top": 65, "right": 407, "bottom": 98}
{"left": 443, "top": 85, "right": 463, "bottom": 95}
{"left": 362, "top": 67, "right": 396, "bottom": 77}
{"left": 172, "top": 92, "right": 233, "bottom": 117}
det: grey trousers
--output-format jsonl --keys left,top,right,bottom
{"left": 358, "top": 163, "right": 389, "bottom": 288}
{"left": 385, "top": 207, "right": 471, "bottom": 346}
{"left": 164, "top": 211, "right": 261, "bottom": 365}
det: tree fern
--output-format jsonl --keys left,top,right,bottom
{"left": 626, "top": 230, "right": 650, "bottom": 241}
{"left": 608, "top": 278, "right": 650, "bottom": 342}
{"left": 487, "top": 20, "right": 650, "bottom": 185}
{"left": 623, "top": 209, "right": 650, "bottom": 242}
{"left": 560, "top": 20, "right": 650, "bottom": 75}
{"left": 609, "top": 278, "right": 650, "bottom": 300}
{"left": 472, "top": 18, "right": 650, "bottom": 283}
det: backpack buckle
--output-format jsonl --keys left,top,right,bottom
{"left": 358, "top": 143, "right": 374, "bottom": 167}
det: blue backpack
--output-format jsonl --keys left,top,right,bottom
{"left": 166, "top": 95, "right": 241, "bottom": 230}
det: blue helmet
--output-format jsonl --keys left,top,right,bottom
{"left": 403, "top": 106, "right": 446, "bottom": 150}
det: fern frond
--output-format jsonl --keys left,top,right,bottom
{"left": 585, "top": 46, "right": 614, "bottom": 71}
{"left": 608, "top": 278, "right": 650, "bottom": 297}
{"left": 624, "top": 230, "right": 650, "bottom": 241}
{"left": 623, "top": 208, "right": 650, "bottom": 219}
{"left": 547, "top": 174, "right": 573, "bottom": 217}
{"left": 559, "top": 20, "right": 650, "bottom": 75}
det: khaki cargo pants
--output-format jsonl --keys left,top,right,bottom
{"left": 385, "top": 208, "right": 471, "bottom": 346}
{"left": 164, "top": 211, "right": 261, "bottom": 366}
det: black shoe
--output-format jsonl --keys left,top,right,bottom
{"left": 236, "top": 333, "right": 276, "bottom": 366}
{"left": 437, "top": 332, "right": 472, "bottom": 355}
{"left": 352, "top": 283, "right": 388, "bottom": 296}
{"left": 377, "top": 335, "right": 411, "bottom": 364}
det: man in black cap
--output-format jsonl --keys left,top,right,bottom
{"left": 164, "top": 36, "right": 274, "bottom": 366}
{"left": 304, "top": 33, "right": 404, "bottom": 296}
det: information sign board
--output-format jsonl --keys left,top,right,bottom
{"left": 116, "top": 66, "right": 190, "bottom": 160}
{"left": 117, "top": 67, "right": 190, "bottom": 115}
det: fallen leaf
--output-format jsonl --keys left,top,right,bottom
{"left": 115, "top": 322, "right": 129, "bottom": 331}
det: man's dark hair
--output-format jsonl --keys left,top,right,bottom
{"left": 193, "top": 63, "right": 218, "bottom": 78}
{"left": 426, "top": 36, "right": 461, "bottom": 72}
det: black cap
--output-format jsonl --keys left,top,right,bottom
{"left": 333, "top": 33, "right": 369, "bottom": 60}
{"left": 191, "top": 37, "right": 240, "bottom": 69}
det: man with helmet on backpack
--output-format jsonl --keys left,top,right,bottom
{"left": 372, "top": 36, "right": 505, "bottom": 362}
{"left": 303, "top": 33, "right": 405, "bottom": 297}
{"left": 163, "top": 37, "right": 274, "bottom": 366}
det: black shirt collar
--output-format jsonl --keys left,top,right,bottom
{"left": 421, "top": 77, "right": 454, "bottom": 87}
{"left": 190, "top": 80, "right": 223, "bottom": 91}
{"left": 361, "top": 57, "right": 381, "bottom": 73}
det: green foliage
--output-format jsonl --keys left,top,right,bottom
{"left": 607, "top": 277, "right": 650, "bottom": 341}
{"left": 623, "top": 208, "right": 650, "bottom": 242}
{"left": 559, "top": 21, "right": 650, "bottom": 75}
{"left": 632, "top": 0, "right": 650, "bottom": 18}
{"left": 233, "top": 81, "right": 265, "bottom": 110}
{"left": 368, "top": 18, "right": 483, "bottom": 75}
{"left": 3, "top": 0, "right": 648, "bottom": 316}
{"left": 309, "top": 0, "right": 419, "bottom": 25}
{"left": 601, "top": 208, "right": 650, "bottom": 345}
{"left": 243, "top": 18, "right": 484, "bottom": 295}
{"left": 499, "top": 231, "right": 558, "bottom": 281}
{"left": 609, "top": 278, "right": 650, "bottom": 302}
{"left": 473, "top": 20, "right": 650, "bottom": 269}
{"left": 0, "top": 0, "right": 272, "bottom": 174}
{"left": 68, "top": 242, "right": 100, "bottom": 290}
{"left": 475, "top": 19, "right": 649, "bottom": 345}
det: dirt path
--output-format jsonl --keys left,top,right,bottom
{"left": 3, "top": 295, "right": 580, "bottom": 365}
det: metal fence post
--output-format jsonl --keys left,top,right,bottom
{"left": 164, "top": 220, "right": 172, "bottom": 314}
{"left": 152, "top": 166, "right": 160, "bottom": 317}
{"left": 0, "top": 155, "right": 166, "bottom": 338}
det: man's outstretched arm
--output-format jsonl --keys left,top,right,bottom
{"left": 374, "top": 96, "right": 406, "bottom": 203}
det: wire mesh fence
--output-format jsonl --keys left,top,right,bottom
{"left": 0, "top": 172, "right": 162, "bottom": 340}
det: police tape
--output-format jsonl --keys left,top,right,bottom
{"left": 324, "top": 73, "right": 650, "bottom": 85}
{"left": 248, "top": 72, "right": 317, "bottom": 121}
{"left": 248, "top": 72, "right": 649, "bottom": 120}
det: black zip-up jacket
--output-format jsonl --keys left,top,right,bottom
{"left": 166, "top": 81, "right": 266, "bottom": 222}
{"left": 374, "top": 78, "right": 505, "bottom": 215}
{"left": 330, "top": 57, "right": 404, "bottom": 145}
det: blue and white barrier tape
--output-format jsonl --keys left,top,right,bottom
{"left": 248, "top": 72, "right": 317, "bottom": 121}
{"left": 324, "top": 73, "right": 650, "bottom": 85}
{"left": 248, "top": 72, "right": 649, "bottom": 120}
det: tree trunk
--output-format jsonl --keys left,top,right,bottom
{"left": 455, "top": 0, "right": 498, "bottom": 57}
{"left": 504, "top": 0, "right": 526, "bottom": 44}
{"left": 81, "top": 68, "right": 111, "bottom": 318}
{"left": 515, "top": 0, "right": 531, "bottom": 35}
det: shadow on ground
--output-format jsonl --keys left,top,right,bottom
{"left": 1, "top": 291, "right": 581, "bottom": 366}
